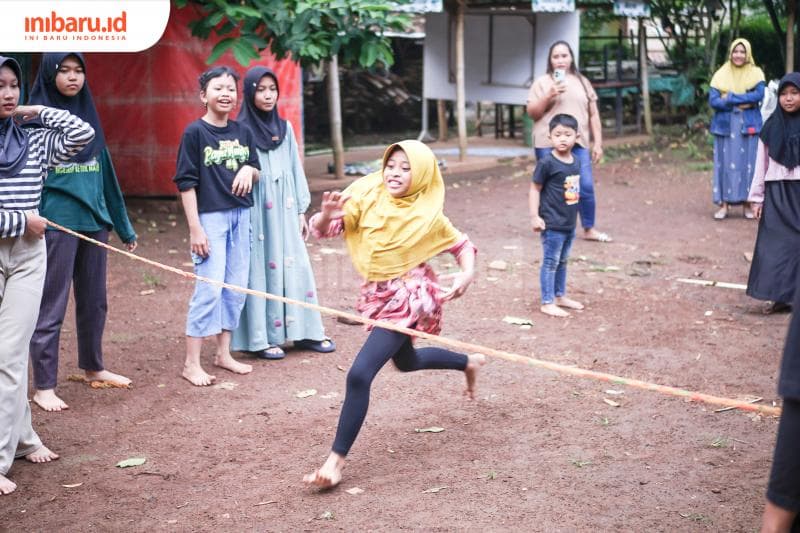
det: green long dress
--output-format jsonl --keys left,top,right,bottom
{"left": 231, "top": 122, "right": 326, "bottom": 351}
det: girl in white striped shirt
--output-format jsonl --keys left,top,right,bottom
{"left": 0, "top": 55, "right": 94, "bottom": 496}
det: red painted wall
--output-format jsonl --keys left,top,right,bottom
{"left": 86, "top": 6, "right": 303, "bottom": 196}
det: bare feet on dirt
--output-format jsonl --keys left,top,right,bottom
{"left": 555, "top": 296, "right": 584, "bottom": 310}
{"left": 182, "top": 364, "right": 216, "bottom": 386}
{"left": 464, "top": 353, "right": 486, "bottom": 399}
{"left": 304, "top": 452, "right": 345, "bottom": 489}
{"left": 541, "top": 303, "right": 570, "bottom": 317}
{"left": 33, "top": 389, "right": 69, "bottom": 412}
{"left": 213, "top": 354, "right": 253, "bottom": 375}
{"left": 25, "top": 445, "right": 59, "bottom": 464}
{"left": 0, "top": 474, "right": 17, "bottom": 495}
{"left": 85, "top": 369, "right": 132, "bottom": 387}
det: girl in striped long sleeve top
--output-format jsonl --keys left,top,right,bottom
{"left": 0, "top": 56, "right": 94, "bottom": 496}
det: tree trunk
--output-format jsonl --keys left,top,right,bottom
{"left": 639, "top": 22, "right": 652, "bottom": 135}
{"left": 437, "top": 99, "right": 448, "bottom": 141}
{"left": 455, "top": 0, "right": 467, "bottom": 161}
{"left": 327, "top": 55, "right": 345, "bottom": 179}
{"left": 762, "top": 0, "right": 787, "bottom": 65}
{"left": 788, "top": 0, "right": 796, "bottom": 73}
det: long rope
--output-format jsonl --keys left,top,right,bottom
{"left": 46, "top": 221, "right": 781, "bottom": 417}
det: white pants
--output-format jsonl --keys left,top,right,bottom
{"left": 0, "top": 236, "right": 45, "bottom": 475}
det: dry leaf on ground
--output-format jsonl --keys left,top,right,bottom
{"left": 422, "top": 486, "right": 448, "bottom": 494}
{"left": 116, "top": 457, "right": 146, "bottom": 468}
{"left": 295, "top": 389, "right": 317, "bottom": 398}
{"left": 603, "top": 398, "right": 621, "bottom": 407}
{"left": 415, "top": 426, "right": 445, "bottom": 433}
{"left": 345, "top": 487, "right": 365, "bottom": 495}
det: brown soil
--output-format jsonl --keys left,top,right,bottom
{"left": 2, "top": 146, "right": 785, "bottom": 531}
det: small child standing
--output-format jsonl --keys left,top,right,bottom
{"left": 529, "top": 113, "right": 585, "bottom": 318}
{"left": 746, "top": 72, "right": 800, "bottom": 313}
{"left": 174, "top": 66, "right": 260, "bottom": 386}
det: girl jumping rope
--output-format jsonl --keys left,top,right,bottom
{"left": 173, "top": 66, "right": 260, "bottom": 386}
{"left": 304, "top": 140, "right": 485, "bottom": 488}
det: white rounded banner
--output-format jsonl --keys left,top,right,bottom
{"left": 1, "top": 0, "right": 171, "bottom": 52}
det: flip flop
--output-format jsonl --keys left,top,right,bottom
{"left": 251, "top": 345, "right": 285, "bottom": 360}
{"left": 294, "top": 338, "right": 336, "bottom": 353}
{"left": 584, "top": 231, "right": 613, "bottom": 243}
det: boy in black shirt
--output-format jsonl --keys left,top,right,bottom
{"left": 529, "top": 114, "right": 585, "bottom": 317}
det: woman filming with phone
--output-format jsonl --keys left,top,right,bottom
{"left": 526, "top": 40, "right": 612, "bottom": 243}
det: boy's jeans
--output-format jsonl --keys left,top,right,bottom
{"left": 540, "top": 228, "right": 575, "bottom": 304}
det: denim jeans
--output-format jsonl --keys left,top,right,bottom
{"left": 540, "top": 228, "right": 575, "bottom": 304}
{"left": 535, "top": 145, "right": 595, "bottom": 229}
{"left": 186, "top": 208, "right": 251, "bottom": 337}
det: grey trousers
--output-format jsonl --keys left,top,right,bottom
{"left": 0, "top": 236, "right": 45, "bottom": 475}
{"left": 29, "top": 229, "right": 108, "bottom": 390}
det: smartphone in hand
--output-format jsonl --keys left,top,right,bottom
{"left": 553, "top": 68, "right": 566, "bottom": 83}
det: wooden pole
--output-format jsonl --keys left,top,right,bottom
{"left": 327, "top": 55, "right": 345, "bottom": 179}
{"left": 455, "top": 0, "right": 467, "bottom": 161}
{"left": 639, "top": 21, "right": 652, "bottom": 135}
{"left": 437, "top": 99, "right": 448, "bottom": 141}
{"left": 787, "top": 0, "right": 796, "bottom": 73}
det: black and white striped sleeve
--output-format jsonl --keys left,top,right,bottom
{"left": 34, "top": 107, "right": 95, "bottom": 169}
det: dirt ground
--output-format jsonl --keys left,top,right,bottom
{"left": 1, "top": 142, "right": 789, "bottom": 532}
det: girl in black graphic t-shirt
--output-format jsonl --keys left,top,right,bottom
{"left": 173, "top": 66, "right": 260, "bottom": 387}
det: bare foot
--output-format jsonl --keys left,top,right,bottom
{"left": 182, "top": 364, "right": 216, "bottom": 386}
{"left": 583, "top": 229, "right": 613, "bottom": 242}
{"left": 303, "top": 452, "right": 345, "bottom": 489}
{"left": 213, "top": 354, "right": 253, "bottom": 375}
{"left": 85, "top": 369, "right": 132, "bottom": 387}
{"left": 25, "top": 445, "right": 59, "bottom": 464}
{"left": 555, "top": 296, "right": 584, "bottom": 310}
{"left": 541, "top": 303, "right": 570, "bottom": 317}
{"left": 33, "top": 389, "right": 69, "bottom": 412}
{"left": 464, "top": 353, "right": 487, "bottom": 400}
{"left": 0, "top": 474, "right": 17, "bottom": 495}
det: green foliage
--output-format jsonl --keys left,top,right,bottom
{"left": 176, "top": 0, "right": 412, "bottom": 68}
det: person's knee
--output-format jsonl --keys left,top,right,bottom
{"left": 393, "top": 357, "right": 419, "bottom": 373}
{"left": 346, "top": 367, "right": 371, "bottom": 392}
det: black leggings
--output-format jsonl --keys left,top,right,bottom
{"left": 767, "top": 397, "right": 800, "bottom": 531}
{"left": 331, "top": 327, "right": 468, "bottom": 456}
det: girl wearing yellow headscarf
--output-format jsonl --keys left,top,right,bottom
{"left": 304, "top": 140, "right": 484, "bottom": 488}
{"left": 708, "top": 38, "right": 766, "bottom": 220}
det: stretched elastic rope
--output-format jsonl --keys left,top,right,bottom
{"left": 46, "top": 221, "right": 781, "bottom": 417}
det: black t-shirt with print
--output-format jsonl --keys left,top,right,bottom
{"left": 532, "top": 152, "right": 581, "bottom": 232}
{"left": 174, "top": 119, "right": 260, "bottom": 213}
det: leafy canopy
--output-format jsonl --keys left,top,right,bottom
{"left": 174, "top": 0, "right": 412, "bottom": 68}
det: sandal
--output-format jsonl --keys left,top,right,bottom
{"left": 251, "top": 345, "right": 285, "bottom": 360}
{"left": 713, "top": 207, "right": 728, "bottom": 220}
{"left": 584, "top": 230, "right": 613, "bottom": 243}
{"left": 294, "top": 338, "right": 336, "bottom": 353}
{"left": 763, "top": 301, "right": 792, "bottom": 315}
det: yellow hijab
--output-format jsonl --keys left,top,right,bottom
{"left": 710, "top": 38, "right": 765, "bottom": 94}
{"left": 342, "top": 140, "right": 462, "bottom": 282}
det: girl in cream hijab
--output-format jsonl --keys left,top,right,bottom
{"left": 304, "top": 140, "right": 485, "bottom": 488}
{"left": 708, "top": 38, "right": 766, "bottom": 219}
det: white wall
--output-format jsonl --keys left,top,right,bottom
{"left": 423, "top": 10, "right": 580, "bottom": 105}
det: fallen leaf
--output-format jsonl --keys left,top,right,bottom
{"left": 604, "top": 389, "right": 624, "bottom": 395}
{"left": 451, "top": 182, "right": 460, "bottom": 189}
{"left": 61, "top": 483, "right": 83, "bottom": 488}
{"left": 67, "top": 374, "right": 87, "bottom": 383}
{"left": 415, "top": 426, "right": 445, "bottom": 433}
{"left": 336, "top": 365, "right": 346, "bottom": 372}
{"left": 213, "top": 381, "right": 237, "bottom": 391}
{"left": 519, "top": 324, "right": 532, "bottom": 330}
{"left": 116, "top": 457, "right": 146, "bottom": 468}
{"left": 345, "top": 487, "right": 364, "bottom": 495}
{"left": 295, "top": 389, "right": 317, "bottom": 398}
{"left": 743, "top": 252, "right": 753, "bottom": 263}
{"left": 166, "top": 520, "right": 178, "bottom": 525}
{"left": 139, "top": 289, "right": 155, "bottom": 296}
{"left": 502, "top": 316, "right": 534, "bottom": 326}
{"left": 603, "top": 398, "right": 621, "bottom": 407}
{"left": 181, "top": 262, "right": 194, "bottom": 267}
{"left": 320, "top": 392, "right": 339, "bottom": 399}
{"left": 488, "top": 260, "right": 507, "bottom": 271}
{"left": 422, "top": 486, "right": 447, "bottom": 494}
{"left": 485, "top": 276, "right": 499, "bottom": 282}
{"left": 157, "top": 384, "right": 166, "bottom": 388}
{"left": 167, "top": 249, "right": 178, "bottom": 254}
{"left": 317, "top": 511, "right": 334, "bottom": 520}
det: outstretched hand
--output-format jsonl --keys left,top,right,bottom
{"left": 320, "top": 191, "right": 351, "bottom": 219}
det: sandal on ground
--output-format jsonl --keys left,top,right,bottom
{"left": 763, "top": 301, "right": 792, "bottom": 315}
{"left": 294, "top": 338, "right": 336, "bottom": 353}
{"left": 251, "top": 345, "right": 285, "bottom": 360}
{"left": 744, "top": 209, "right": 755, "bottom": 219}
{"left": 713, "top": 207, "right": 728, "bottom": 220}
{"left": 584, "top": 231, "right": 613, "bottom": 243}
